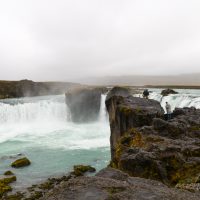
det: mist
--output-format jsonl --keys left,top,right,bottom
{"left": 0, "top": 0, "right": 200, "bottom": 82}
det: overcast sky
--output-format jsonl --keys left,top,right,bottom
{"left": 0, "top": 0, "right": 200, "bottom": 81}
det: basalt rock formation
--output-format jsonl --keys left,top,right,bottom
{"left": 161, "top": 88, "right": 178, "bottom": 96}
{"left": 105, "top": 87, "right": 164, "bottom": 160}
{"left": 106, "top": 87, "right": 200, "bottom": 188}
{"left": 65, "top": 87, "right": 104, "bottom": 123}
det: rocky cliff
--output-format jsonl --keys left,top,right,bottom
{"left": 105, "top": 87, "right": 164, "bottom": 160}
{"left": 106, "top": 87, "right": 200, "bottom": 188}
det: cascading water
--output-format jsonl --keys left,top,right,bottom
{"left": 0, "top": 94, "right": 110, "bottom": 189}
{"left": 148, "top": 88, "right": 200, "bottom": 112}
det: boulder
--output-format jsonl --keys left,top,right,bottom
{"left": 11, "top": 157, "right": 31, "bottom": 168}
{"left": 65, "top": 87, "right": 102, "bottom": 122}
{"left": 161, "top": 88, "right": 178, "bottom": 96}
{"left": 4, "top": 171, "right": 14, "bottom": 176}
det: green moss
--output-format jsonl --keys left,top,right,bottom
{"left": 189, "top": 126, "right": 200, "bottom": 131}
{"left": 38, "top": 181, "right": 54, "bottom": 190}
{"left": 120, "top": 106, "right": 132, "bottom": 115}
{"left": 172, "top": 162, "right": 200, "bottom": 185}
{"left": 105, "top": 186, "right": 126, "bottom": 194}
{"left": 6, "top": 192, "right": 24, "bottom": 200}
{"left": 131, "top": 132, "right": 145, "bottom": 148}
{"left": 4, "top": 171, "right": 14, "bottom": 176}
{"left": 73, "top": 165, "right": 96, "bottom": 176}
{"left": 119, "top": 135, "right": 132, "bottom": 146}
{"left": 29, "top": 191, "right": 43, "bottom": 199}
{"left": 1, "top": 176, "right": 16, "bottom": 184}
{"left": 11, "top": 157, "right": 31, "bottom": 168}
{"left": 109, "top": 161, "right": 118, "bottom": 169}
{"left": 135, "top": 106, "right": 143, "bottom": 114}
{"left": 0, "top": 182, "right": 12, "bottom": 197}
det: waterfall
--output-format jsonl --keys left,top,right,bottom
{"left": 98, "top": 94, "right": 108, "bottom": 123}
{"left": 0, "top": 95, "right": 68, "bottom": 124}
{"left": 148, "top": 89, "right": 200, "bottom": 112}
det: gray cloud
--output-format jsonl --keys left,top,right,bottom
{"left": 0, "top": 0, "right": 200, "bottom": 82}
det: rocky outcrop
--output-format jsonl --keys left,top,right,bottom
{"left": 161, "top": 88, "right": 178, "bottom": 96}
{"left": 105, "top": 87, "right": 164, "bottom": 160}
{"left": 106, "top": 87, "right": 200, "bottom": 188}
{"left": 40, "top": 168, "right": 200, "bottom": 200}
{"left": 65, "top": 87, "right": 102, "bottom": 122}
{"left": 0, "top": 80, "right": 79, "bottom": 99}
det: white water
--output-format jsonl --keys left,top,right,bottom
{"left": 135, "top": 88, "right": 200, "bottom": 113}
{"left": 0, "top": 94, "right": 110, "bottom": 188}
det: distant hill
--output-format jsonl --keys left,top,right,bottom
{"left": 78, "top": 73, "right": 200, "bottom": 87}
{"left": 0, "top": 80, "right": 80, "bottom": 99}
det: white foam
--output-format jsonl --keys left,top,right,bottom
{"left": 148, "top": 89, "right": 200, "bottom": 112}
{"left": 0, "top": 95, "right": 110, "bottom": 150}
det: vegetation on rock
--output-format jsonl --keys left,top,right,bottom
{"left": 11, "top": 157, "right": 31, "bottom": 168}
{"left": 73, "top": 165, "right": 96, "bottom": 176}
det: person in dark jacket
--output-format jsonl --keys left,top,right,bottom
{"left": 143, "top": 89, "right": 149, "bottom": 99}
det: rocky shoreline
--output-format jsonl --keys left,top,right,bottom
{"left": 1, "top": 86, "right": 200, "bottom": 199}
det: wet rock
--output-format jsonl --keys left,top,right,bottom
{"left": 1, "top": 176, "right": 17, "bottom": 184}
{"left": 11, "top": 157, "right": 31, "bottom": 168}
{"left": 0, "top": 176, "right": 16, "bottom": 198}
{"left": 73, "top": 165, "right": 96, "bottom": 176}
{"left": 161, "top": 88, "right": 178, "bottom": 96}
{"left": 4, "top": 171, "right": 14, "bottom": 176}
{"left": 0, "top": 182, "right": 12, "bottom": 198}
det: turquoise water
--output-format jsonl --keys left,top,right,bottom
{"left": 0, "top": 95, "right": 110, "bottom": 189}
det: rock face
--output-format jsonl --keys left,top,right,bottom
{"left": 65, "top": 87, "right": 102, "bottom": 122}
{"left": 161, "top": 88, "right": 178, "bottom": 96}
{"left": 105, "top": 87, "right": 164, "bottom": 160}
{"left": 106, "top": 87, "right": 200, "bottom": 187}
{"left": 40, "top": 168, "right": 200, "bottom": 200}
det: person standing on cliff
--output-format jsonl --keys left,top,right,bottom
{"left": 165, "top": 102, "right": 172, "bottom": 120}
{"left": 143, "top": 89, "right": 149, "bottom": 99}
